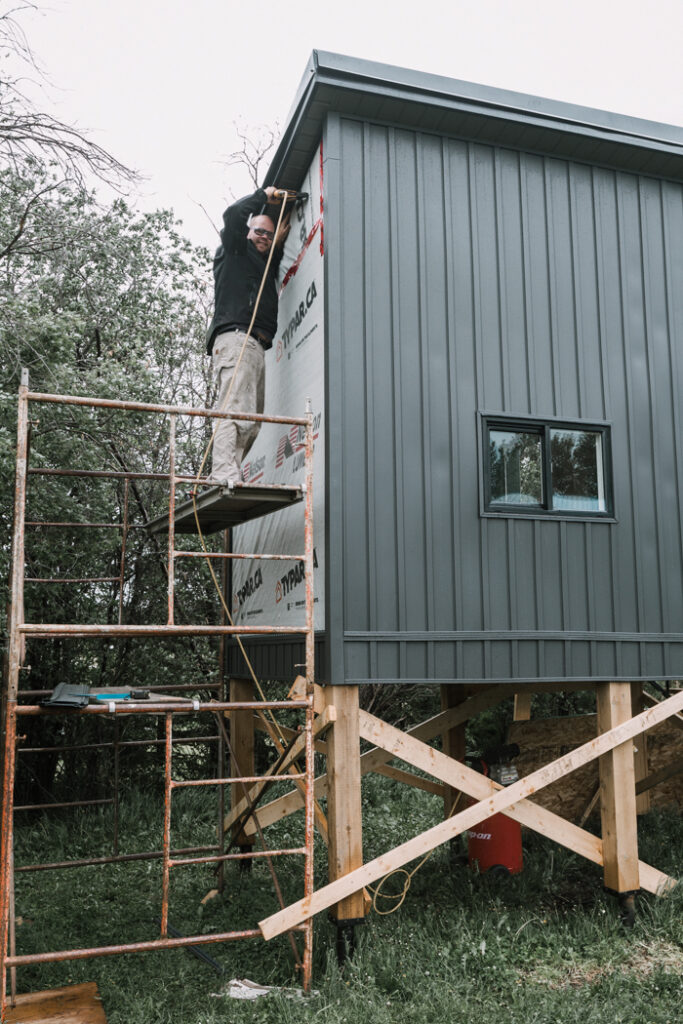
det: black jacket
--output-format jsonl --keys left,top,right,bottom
{"left": 206, "top": 188, "right": 283, "bottom": 354}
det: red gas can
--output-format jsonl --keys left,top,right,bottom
{"left": 466, "top": 751, "right": 523, "bottom": 877}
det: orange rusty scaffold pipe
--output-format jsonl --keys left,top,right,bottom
{"left": 1, "top": 371, "right": 318, "bottom": 1015}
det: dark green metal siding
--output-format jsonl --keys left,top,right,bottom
{"left": 324, "top": 114, "right": 683, "bottom": 684}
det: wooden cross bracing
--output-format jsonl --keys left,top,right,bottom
{"left": 251, "top": 685, "right": 683, "bottom": 941}
{"left": 236, "top": 684, "right": 533, "bottom": 837}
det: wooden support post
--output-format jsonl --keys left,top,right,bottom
{"left": 513, "top": 692, "right": 533, "bottom": 721}
{"left": 631, "top": 683, "right": 650, "bottom": 815}
{"left": 440, "top": 685, "right": 467, "bottom": 818}
{"left": 596, "top": 682, "right": 640, "bottom": 893}
{"left": 229, "top": 677, "right": 255, "bottom": 851}
{"left": 326, "top": 686, "right": 365, "bottom": 921}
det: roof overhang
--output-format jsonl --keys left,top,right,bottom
{"left": 265, "top": 51, "right": 683, "bottom": 188}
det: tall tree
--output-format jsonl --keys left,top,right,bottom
{"left": 1, "top": 158, "right": 222, "bottom": 801}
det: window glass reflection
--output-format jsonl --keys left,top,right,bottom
{"left": 489, "top": 430, "right": 543, "bottom": 506}
{"left": 550, "top": 429, "right": 605, "bottom": 512}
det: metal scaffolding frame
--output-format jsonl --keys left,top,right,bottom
{"left": 0, "top": 370, "right": 317, "bottom": 1018}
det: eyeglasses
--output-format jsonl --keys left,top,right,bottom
{"left": 252, "top": 227, "right": 274, "bottom": 240}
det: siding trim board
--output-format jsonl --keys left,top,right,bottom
{"left": 344, "top": 631, "right": 683, "bottom": 643}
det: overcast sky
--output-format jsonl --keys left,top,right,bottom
{"left": 18, "top": 0, "right": 683, "bottom": 250}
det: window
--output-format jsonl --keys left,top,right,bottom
{"left": 482, "top": 416, "right": 612, "bottom": 518}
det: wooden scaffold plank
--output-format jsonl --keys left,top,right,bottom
{"left": 5, "top": 982, "right": 107, "bottom": 1023}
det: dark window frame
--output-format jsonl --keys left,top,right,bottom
{"left": 480, "top": 413, "right": 614, "bottom": 521}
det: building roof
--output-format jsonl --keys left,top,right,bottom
{"left": 266, "top": 51, "right": 683, "bottom": 188}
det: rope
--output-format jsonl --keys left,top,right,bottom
{"left": 368, "top": 791, "right": 464, "bottom": 915}
{"left": 178, "top": 192, "right": 326, "bottom": 846}
{"left": 190, "top": 196, "right": 291, "bottom": 746}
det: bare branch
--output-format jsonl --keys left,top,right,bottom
{"left": 192, "top": 197, "right": 222, "bottom": 239}
{"left": 220, "top": 119, "right": 280, "bottom": 195}
{"left": 0, "top": 2, "right": 138, "bottom": 188}
{"left": 0, "top": 109, "right": 137, "bottom": 186}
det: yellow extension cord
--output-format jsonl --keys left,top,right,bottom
{"left": 368, "top": 792, "right": 463, "bottom": 915}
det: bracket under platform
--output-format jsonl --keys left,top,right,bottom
{"left": 148, "top": 483, "right": 304, "bottom": 536}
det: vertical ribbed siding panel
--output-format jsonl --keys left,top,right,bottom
{"left": 366, "top": 127, "right": 400, "bottom": 643}
{"left": 469, "top": 144, "right": 497, "bottom": 650}
{"left": 361, "top": 125, "right": 378, "bottom": 681}
{"left": 639, "top": 178, "right": 683, "bottom": 635}
{"left": 419, "top": 137, "right": 455, "bottom": 636}
{"left": 393, "top": 130, "right": 428, "bottom": 642}
{"left": 616, "top": 173, "right": 652, "bottom": 637}
{"left": 335, "top": 119, "right": 370, "bottom": 681}
{"left": 324, "top": 113, "right": 347, "bottom": 687}
{"left": 581, "top": 167, "right": 613, "bottom": 636}
{"left": 591, "top": 168, "right": 617, "bottom": 638}
{"left": 339, "top": 121, "right": 368, "bottom": 609}
{"left": 593, "top": 170, "right": 639, "bottom": 636}
{"left": 661, "top": 183, "right": 683, "bottom": 634}
{"left": 387, "top": 131, "right": 409, "bottom": 678}
{"left": 444, "top": 139, "right": 479, "bottom": 645}
{"left": 499, "top": 151, "right": 536, "bottom": 633}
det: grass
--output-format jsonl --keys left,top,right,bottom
{"left": 10, "top": 777, "right": 683, "bottom": 1024}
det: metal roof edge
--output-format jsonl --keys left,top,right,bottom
{"left": 310, "top": 51, "right": 683, "bottom": 149}
{"left": 266, "top": 51, "right": 683, "bottom": 187}
{"left": 263, "top": 52, "right": 320, "bottom": 186}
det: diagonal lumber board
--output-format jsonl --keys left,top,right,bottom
{"left": 242, "top": 701, "right": 331, "bottom": 843}
{"left": 374, "top": 763, "right": 445, "bottom": 796}
{"left": 244, "top": 682, "right": 603, "bottom": 836}
{"left": 259, "top": 689, "right": 683, "bottom": 940}
{"left": 242, "top": 685, "right": 513, "bottom": 836}
{"left": 357, "top": 710, "right": 672, "bottom": 896}
{"left": 642, "top": 691, "right": 683, "bottom": 732}
{"left": 223, "top": 706, "right": 336, "bottom": 834}
{"left": 635, "top": 755, "right": 683, "bottom": 795}
{"left": 261, "top": 695, "right": 683, "bottom": 940}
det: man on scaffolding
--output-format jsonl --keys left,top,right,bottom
{"left": 206, "top": 186, "right": 290, "bottom": 486}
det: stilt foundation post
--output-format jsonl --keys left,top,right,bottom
{"left": 325, "top": 685, "right": 365, "bottom": 924}
{"left": 596, "top": 681, "right": 640, "bottom": 895}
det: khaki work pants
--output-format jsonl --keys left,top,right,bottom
{"left": 211, "top": 330, "right": 265, "bottom": 484}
